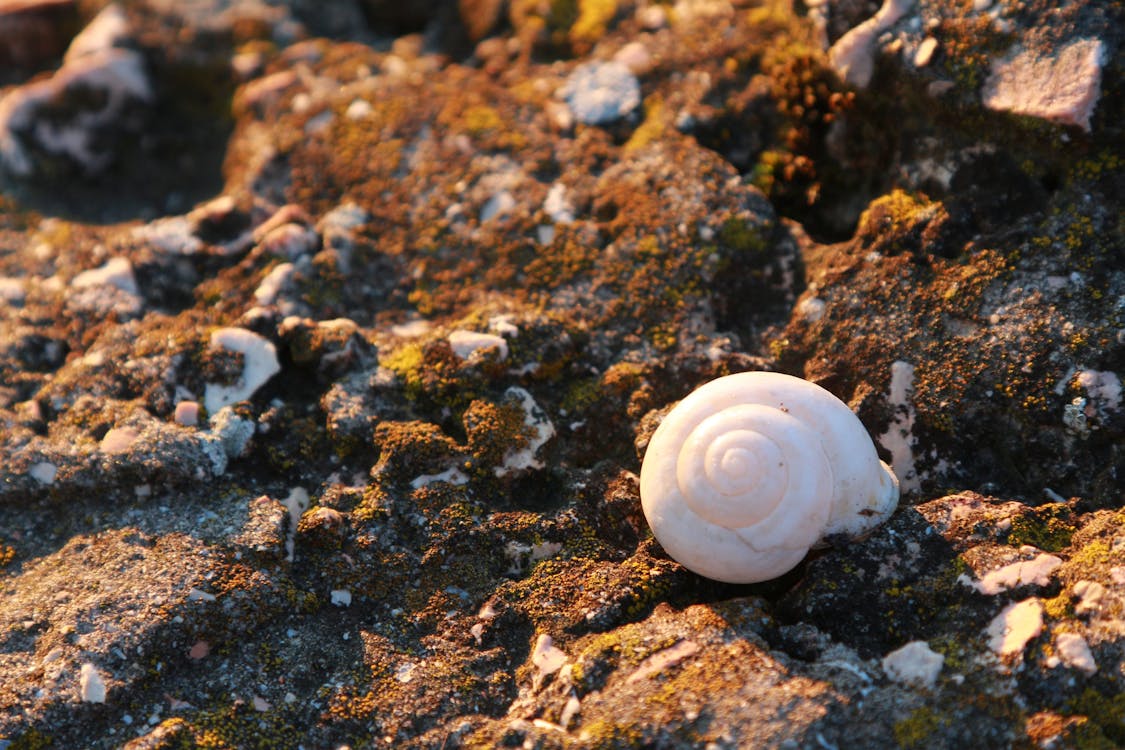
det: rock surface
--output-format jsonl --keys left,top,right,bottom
{"left": 0, "top": 0, "right": 1121, "bottom": 748}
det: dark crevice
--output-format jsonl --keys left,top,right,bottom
{"left": 0, "top": 52, "right": 235, "bottom": 224}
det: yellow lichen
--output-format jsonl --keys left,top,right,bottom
{"left": 893, "top": 707, "right": 941, "bottom": 748}
{"left": 571, "top": 0, "right": 618, "bottom": 45}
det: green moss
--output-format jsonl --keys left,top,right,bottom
{"left": 1066, "top": 689, "right": 1125, "bottom": 748}
{"left": 1007, "top": 504, "right": 1076, "bottom": 552}
{"left": 1071, "top": 721, "right": 1121, "bottom": 750}
{"left": 928, "top": 634, "right": 972, "bottom": 674}
{"left": 547, "top": 0, "right": 580, "bottom": 31}
{"left": 893, "top": 707, "right": 941, "bottom": 748}
{"left": 750, "top": 149, "right": 786, "bottom": 197}
{"left": 561, "top": 376, "right": 602, "bottom": 415}
{"left": 649, "top": 324, "right": 678, "bottom": 351}
{"left": 8, "top": 729, "right": 53, "bottom": 750}
{"left": 718, "top": 217, "right": 769, "bottom": 257}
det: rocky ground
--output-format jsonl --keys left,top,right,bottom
{"left": 0, "top": 0, "right": 1121, "bottom": 748}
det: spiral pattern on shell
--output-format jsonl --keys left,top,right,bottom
{"left": 640, "top": 372, "right": 899, "bottom": 584}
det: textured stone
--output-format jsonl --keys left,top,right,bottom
{"left": 982, "top": 38, "right": 1106, "bottom": 131}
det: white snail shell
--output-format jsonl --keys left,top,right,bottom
{"left": 639, "top": 372, "right": 900, "bottom": 583}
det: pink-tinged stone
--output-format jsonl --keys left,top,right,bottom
{"left": 1054, "top": 632, "right": 1096, "bottom": 675}
{"left": 235, "top": 70, "right": 298, "bottom": 115}
{"left": 626, "top": 640, "right": 701, "bottom": 683}
{"left": 986, "top": 598, "right": 1043, "bottom": 657}
{"left": 970, "top": 552, "right": 1063, "bottom": 595}
{"left": 531, "top": 634, "right": 567, "bottom": 677}
{"left": 982, "top": 38, "right": 1105, "bottom": 132}
{"left": 100, "top": 426, "right": 140, "bottom": 454}
{"left": 174, "top": 401, "right": 200, "bottom": 427}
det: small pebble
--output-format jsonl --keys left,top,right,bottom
{"left": 79, "top": 663, "right": 107, "bottom": 703}
{"left": 100, "top": 427, "right": 140, "bottom": 454}
{"left": 914, "top": 37, "right": 938, "bottom": 67}
{"left": 561, "top": 62, "right": 641, "bottom": 125}
{"left": 29, "top": 461, "right": 58, "bottom": 485}
{"left": 986, "top": 598, "right": 1043, "bottom": 657}
{"left": 174, "top": 401, "right": 200, "bottom": 427}
{"left": 531, "top": 634, "right": 567, "bottom": 677}
{"left": 882, "top": 641, "right": 944, "bottom": 687}
{"left": 1054, "top": 632, "right": 1096, "bottom": 674}
{"left": 448, "top": 330, "right": 508, "bottom": 361}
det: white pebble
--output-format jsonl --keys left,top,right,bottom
{"left": 79, "top": 663, "right": 107, "bottom": 703}
{"left": 1076, "top": 369, "right": 1121, "bottom": 412}
{"left": 488, "top": 315, "right": 519, "bottom": 337}
{"left": 71, "top": 257, "right": 138, "bottom": 296}
{"left": 543, "top": 182, "right": 575, "bottom": 224}
{"left": 258, "top": 223, "right": 319, "bottom": 261}
{"left": 345, "top": 99, "right": 373, "bottom": 120}
{"left": 561, "top": 62, "right": 641, "bottom": 125}
{"left": 410, "top": 467, "right": 470, "bottom": 489}
{"left": 637, "top": 5, "right": 666, "bottom": 29}
{"left": 448, "top": 330, "right": 508, "bottom": 362}
{"left": 65, "top": 4, "right": 129, "bottom": 61}
{"left": 29, "top": 461, "right": 58, "bottom": 485}
{"left": 188, "top": 587, "right": 216, "bottom": 602}
{"left": 613, "top": 41, "right": 653, "bottom": 74}
{"left": 828, "top": 0, "right": 914, "bottom": 88}
{"left": 253, "top": 263, "right": 295, "bottom": 306}
{"left": 480, "top": 190, "right": 516, "bottom": 222}
{"left": 0, "top": 277, "right": 26, "bottom": 304}
{"left": 882, "top": 641, "right": 944, "bottom": 687}
{"left": 796, "top": 296, "right": 826, "bottom": 323}
{"left": 914, "top": 37, "right": 939, "bottom": 67}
